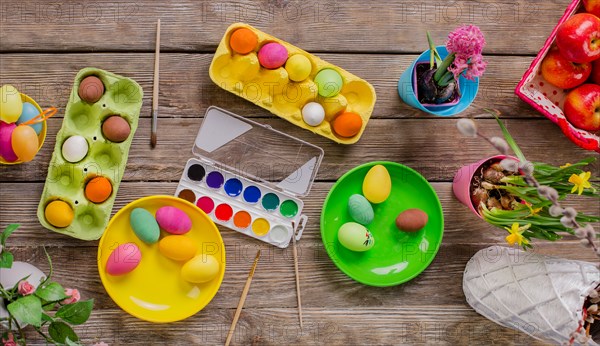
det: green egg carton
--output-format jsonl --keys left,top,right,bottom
{"left": 37, "top": 68, "right": 143, "bottom": 240}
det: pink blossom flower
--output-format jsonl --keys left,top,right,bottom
{"left": 448, "top": 54, "right": 469, "bottom": 80}
{"left": 447, "top": 53, "right": 487, "bottom": 81}
{"left": 17, "top": 281, "right": 35, "bottom": 296}
{"left": 446, "top": 25, "right": 486, "bottom": 56}
{"left": 464, "top": 54, "right": 487, "bottom": 80}
{"left": 61, "top": 288, "right": 81, "bottom": 304}
{"left": 2, "top": 333, "right": 17, "bottom": 346}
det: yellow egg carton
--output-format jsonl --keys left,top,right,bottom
{"left": 209, "top": 23, "right": 376, "bottom": 145}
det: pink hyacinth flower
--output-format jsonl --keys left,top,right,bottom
{"left": 464, "top": 54, "right": 487, "bottom": 80}
{"left": 446, "top": 25, "right": 486, "bottom": 56}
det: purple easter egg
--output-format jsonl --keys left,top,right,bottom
{"left": 258, "top": 42, "right": 288, "bottom": 69}
{"left": 0, "top": 121, "right": 18, "bottom": 162}
{"left": 155, "top": 206, "right": 192, "bottom": 234}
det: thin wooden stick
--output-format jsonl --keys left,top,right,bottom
{"left": 292, "top": 221, "right": 303, "bottom": 330}
{"left": 150, "top": 19, "right": 161, "bottom": 148}
{"left": 225, "top": 250, "right": 261, "bottom": 346}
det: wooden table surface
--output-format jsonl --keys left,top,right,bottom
{"left": 1, "top": 1, "right": 600, "bottom": 345}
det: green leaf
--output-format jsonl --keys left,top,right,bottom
{"left": 434, "top": 52, "right": 455, "bottom": 83}
{"left": 42, "top": 312, "right": 54, "bottom": 322}
{"left": 0, "top": 251, "right": 13, "bottom": 269}
{"left": 35, "top": 282, "right": 68, "bottom": 303}
{"left": 7, "top": 295, "right": 43, "bottom": 327}
{"left": 1, "top": 224, "right": 19, "bottom": 245}
{"left": 48, "top": 321, "right": 78, "bottom": 344}
{"left": 56, "top": 300, "right": 93, "bottom": 325}
{"left": 43, "top": 302, "right": 57, "bottom": 311}
{"left": 488, "top": 110, "right": 526, "bottom": 162}
{"left": 426, "top": 32, "right": 442, "bottom": 67}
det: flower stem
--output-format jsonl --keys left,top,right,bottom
{"left": 34, "top": 327, "right": 54, "bottom": 345}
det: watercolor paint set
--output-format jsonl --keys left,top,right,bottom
{"left": 175, "top": 106, "right": 323, "bottom": 248}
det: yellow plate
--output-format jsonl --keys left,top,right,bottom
{"left": 97, "top": 196, "right": 226, "bottom": 323}
{"left": 210, "top": 23, "right": 376, "bottom": 145}
{"left": 0, "top": 93, "right": 47, "bottom": 165}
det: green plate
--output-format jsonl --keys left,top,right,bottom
{"left": 320, "top": 161, "right": 444, "bottom": 287}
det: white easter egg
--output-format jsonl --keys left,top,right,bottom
{"left": 61, "top": 135, "right": 89, "bottom": 163}
{"left": 302, "top": 102, "right": 325, "bottom": 127}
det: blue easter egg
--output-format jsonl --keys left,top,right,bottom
{"left": 17, "top": 102, "right": 42, "bottom": 134}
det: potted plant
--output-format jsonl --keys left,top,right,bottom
{"left": 0, "top": 224, "right": 95, "bottom": 345}
{"left": 453, "top": 109, "right": 599, "bottom": 248}
{"left": 398, "top": 25, "right": 487, "bottom": 116}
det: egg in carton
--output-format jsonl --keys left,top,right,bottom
{"left": 37, "top": 68, "right": 143, "bottom": 240}
{"left": 209, "top": 23, "right": 376, "bottom": 145}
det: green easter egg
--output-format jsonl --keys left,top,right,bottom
{"left": 338, "top": 222, "right": 374, "bottom": 252}
{"left": 130, "top": 208, "right": 160, "bottom": 244}
{"left": 314, "top": 68, "right": 343, "bottom": 97}
{"left": 348, "top": 194, "right": 374, "bottom": 225}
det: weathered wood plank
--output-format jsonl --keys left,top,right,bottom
{"left": 5, "top": 239, "right": 599, "bottom": 311}
{"left": 0, "top": 53, "right": 539, "bottom": 120}
{"left": 0, "top": 0, "right": 570, "bottom": 56}
{"left": 1, "top": 118, "right": 597, "bottom": 182}
{"left": 16, "top": 306, "right": 548, "bottom": 345}
{"left": 2, "top": 182, "right": 598, "bottom": 246}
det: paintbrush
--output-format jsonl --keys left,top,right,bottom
{"left": 225, "top": 250, "right": 261, "bottom": 346}
{"left": 151, "top": 19, "right": 161, "bottom": 148}
{"left": 292, "top": 221, "right": 303, "bottom": 330}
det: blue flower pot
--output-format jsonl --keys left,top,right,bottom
{"left": 398, "top": 46, "right": 479, "bottom": 116}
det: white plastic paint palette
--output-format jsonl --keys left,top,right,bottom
{"left": 175, "top": 107, "right": 323, "bottom": 248}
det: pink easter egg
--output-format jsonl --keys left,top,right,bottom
{"left": 258, "top": 42, "right": 288, "bottom": 69}
{"left": 0, "top": 121, "right": 18, "bottom": 162}
{"left": 105, "top": 242, "right": 141, "bottom": 276}
{"left": 155, "top": 206, "right": 192, "bottom": 234}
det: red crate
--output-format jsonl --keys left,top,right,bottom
{"left": 515, "top": 0, "right": 600, "bottom": 153}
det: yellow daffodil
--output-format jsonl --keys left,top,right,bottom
{"left": 526, "top": 203, "right": 542, "bottom": 216}
{"left": 569, "top": 171, "right": 592, "bottom": 195}
{"left": 560, "top": 163, "right": 572, "bottom": 169}
{"left": 505, "top": 223, "right": 531, "bottom": 246}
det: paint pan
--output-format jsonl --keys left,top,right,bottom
{"left": 175, "top": 107, "right": 323, "bottom": 248}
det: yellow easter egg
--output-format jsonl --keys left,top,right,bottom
{"left": 45, "top": 200, "right": 74, "bottom": 228}
{"left": 0, "top": 85, "right": 23, "bottom": 123}
{"left": 362, "top": 164, "right": 391, "bottom": 204}
{"left": 285, "top": 54, "right": 312, "bottom": 82}
{"left": 181, "top": 254, "right": 220, "bottom": 284}
{"left": 159, "top": 235, "right": 198, "bottom": 262}
{"left": 11, "top": 125, "right": 39, "bottom": 162}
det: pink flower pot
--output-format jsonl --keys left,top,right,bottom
{"left": 452, "top": 155, "right": 513, "bottom": 218}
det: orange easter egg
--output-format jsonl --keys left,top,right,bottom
{"left": 332, "top": 112, "right": 363, "bottom": 138}
{"left": 11, "top": 125, "right": 39, "bottom": 162}
{"left": 85, "top": 176, "right": 113, "bottom": 203}
{"left": 229, "top": 28, "right": 258, "bottom": 54}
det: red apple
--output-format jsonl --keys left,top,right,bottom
{"left": 564, "top": 83, "right": 600, "bottom": 131}
{"left": 591, "top": 59, "right": 600, "bottom": 84}
{"left": 556, "top": 13, "right": 600, "bottom": 63}
{"left": 584, "top": 0, "right": 600, "bottom": 18}
{"left": 541, "top": 49, "right": 591, "bottom": 88}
